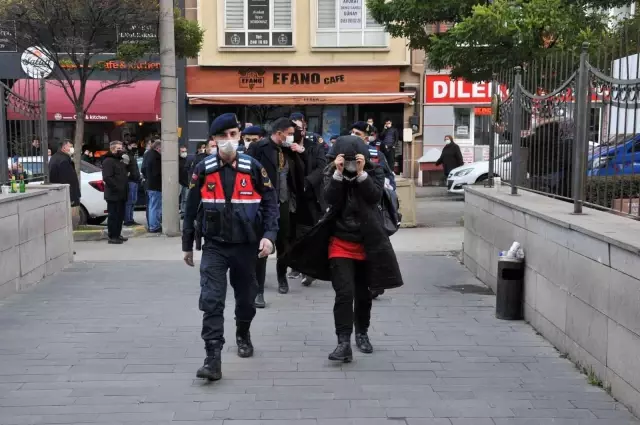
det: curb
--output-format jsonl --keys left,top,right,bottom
{"left": 73, "top": 225, "right": 147, "bottom": 242}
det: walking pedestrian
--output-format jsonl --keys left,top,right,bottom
{"left": 247, "top": 117, "right": 305, "bottom": 306}
{"left": 182, "top": 113, "right": 279, "bottom": 381}
{"left": 179, "top": 145, "right": 189, "bottom": 218}
{"left": 102, "top": 141, "right": 129, "bottom": 244}
{"left": 435, "top": 135, "right": 464, "bottom": 183}
{"left": 282, "top": 135, "right": 404, "bottom": 362}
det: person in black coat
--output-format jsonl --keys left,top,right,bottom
{"left": 247, "top": 117, "right": 305, "bottom": 305}
{"left": 123, "top": 140, "right": 141, "bottom": 226}
{"left": 178, "top": 145, "right": 190, "bottom": 217}
{"left": 102, "top": 141, "right": 129, "bottom": 244}
{"left": 435, "top": 135, "right": 464, "bottom": 182}
{"left": 49, "top": 140, "right": 80, "bottom": 207}
{"left": 380, "top": 118, "right": 400, "bottom": 171}
{"left": 282, "top": 136, "right": 403, "bottom": 363}
{"left": 143, "top": 140, "right": 163, "bottom": 233}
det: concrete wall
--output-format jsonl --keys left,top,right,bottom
{"left": 463, "top": 186, "right": 640, "bottom": 416}
{"left": 0, "top": 185, "right": 74, "bottom": 300}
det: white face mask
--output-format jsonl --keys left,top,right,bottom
{"left": 344, "top": 160, "right": 357, "bottom": 173}
{"left": 218, "top": 139, "right": 239, "bottom": 156}
{"left": 368, "top": 136, "right": 376, "bottom": 142}
{"left": 283, "top": 134, "right": 295, "bottom": 146}
{"left": 68, "top": 147, "right": 75, "bottom": 156}
{"left": 180, "top": 152, "right": 187, "bottom": 158}
{"left": 445, "top": 139, "right": 451, "bottom": 144}
{"left": 207, "top": 146, "right": 217, "bottom": 155}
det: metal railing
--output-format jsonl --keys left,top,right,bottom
{"left": 0, "top": 78, "right": 48, "bottom": 186}
{"left": 490, "top": 40, "right": 640, "bottom": 218}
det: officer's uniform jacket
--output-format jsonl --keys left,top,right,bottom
{"left": 182, "top": 152, "right": 279, "bottom": 251}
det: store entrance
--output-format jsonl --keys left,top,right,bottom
{"left": 474, "top": 113, "right": 493, "bottom": 146}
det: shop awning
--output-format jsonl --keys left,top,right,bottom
{"left": 188, "top": 92, "right": 415, "bottom": 106}
{"left": 7, "top": 80, "right": 161, "bottom": 122}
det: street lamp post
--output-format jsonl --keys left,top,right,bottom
{"left": 159, "top": 0, "right": 180, "bottom": 236}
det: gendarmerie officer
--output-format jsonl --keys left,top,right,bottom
{"left": 182, "top": 113, "right": 279, "bottom": 381}
{"left": 349, "top": 121, "right": 396, "bottom": 190}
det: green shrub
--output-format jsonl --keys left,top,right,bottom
{"left": 585, "top": 175, "right": 640, "bottom": 210}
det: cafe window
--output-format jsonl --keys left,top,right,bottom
{"left": 223, "top": 0, "right": 293, "bottom": 48}
{"left": 315, "top": 0, "right": 387, "bottom": 48}
{"left": 454, "top": 108, "right": 471, "bottom": 140}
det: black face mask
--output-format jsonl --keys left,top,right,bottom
{"left": 294, "top": 128, "right": 303, "bottom": 142}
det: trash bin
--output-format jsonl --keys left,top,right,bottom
{"left": 495, "top": 257, "right": 525, "bottom": 320}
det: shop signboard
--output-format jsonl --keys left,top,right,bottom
{"left": 339, "top": 0, "right": 363, "bottom": 29}
{"left": 425, "top": 75, "right": 492, "bottom": 105}
{"left": 248, "top": 0, "right": 269, "bottom": 30}
{"left": 462, "top": 147, "right": 475, "bottom": 164}
{"left": 0, "top": 21, "right": 17, "bottom": 53}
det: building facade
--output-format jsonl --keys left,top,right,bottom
{"left": 184, "top": 0, "right": 422, "bottom": 174}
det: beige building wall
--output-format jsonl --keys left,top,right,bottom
{"left": 194, "top": 0, "right": 410, "bottom": 67}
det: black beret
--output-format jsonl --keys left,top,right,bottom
{"left": 350, "top": 121, "right": 373, "bottom": 135}
{"left": 241, "top": 125, "right": 263, "bottom": 136}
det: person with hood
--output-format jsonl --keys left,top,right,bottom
{"left": 282, "top": 136, "right": 403, "bottom": 362}
{"left": 435, "top": 135, "right": 464, "bottom": 182}
{"left": 239, "top": 125, "right": 262, "bottom": 153}
{"left": 102, "top": 141, "right": 129, "bottom": 244}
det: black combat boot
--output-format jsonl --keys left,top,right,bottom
{"left": 236, "top": 321, "right": 254, "bottom": 358}
{"left": 355, "top": 332, "right": 373, "bottom": 354}
{"left": 328, "top": 334, "right": 353, "bottom": 363}
{"left": 254, "top": 293, "right": 266, "bottom": 309}
{"left": 196, "top": 341, "right": 222, "bottom": 381}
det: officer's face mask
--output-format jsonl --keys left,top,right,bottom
{"left": 218, "top": 139, "right": 239, "bottom": 156}
{"left": 368, "top": 136, "right": 376, "bottom": 142}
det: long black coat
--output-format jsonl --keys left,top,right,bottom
{"left": 302, "top": 137, "right": 328, "bottom": 220}
{"left": 436, "top": 142, "right": 464, "bottom": 175}
{"left": 49, "top": 151, "right": 80, "bottom": 205}
{"left": 282, "top": 163, "right": 404, "bottom": 291}
{"left": 144, "top": 149, "right": 162, "bottom": 191}
{"left": 101, "top": 152, "right": 129, "bottom": 202}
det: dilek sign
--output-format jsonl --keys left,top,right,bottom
{"left": 424, "top": 74, "right": 509, "bottom": 105}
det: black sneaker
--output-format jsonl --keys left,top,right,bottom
{"left": 355, "top": 333, "right": 373, "bottom": 354}
{"left": 123, "top": 221, "right": 139, "bottom": 226}
{"left": 278, "top": 276, "right": 289, "bottom": 294}
{"left": 119, "top": 236, "right": 129, "bottom": 242}
{"left": 107, "top": 238, "right": 123, "bottom": 244}
{"left": 301, "top": 275, "right": 315, "bottom": 287}
{"left": 287, "top": 271, "right": 301, "bottom": 279}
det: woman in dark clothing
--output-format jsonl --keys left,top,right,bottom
{"left": 435, "top": 135, "right": 464, "bottom": 181}
{"left": 282, "top": 136, "right": 404, "bottom": 363}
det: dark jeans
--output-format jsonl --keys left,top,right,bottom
{"left": 384, "top": 145, "right": 395, "bottom": 173}
{"left": 329, "top": 258, "right": 372, "bottom": 336}
{"left": 200, "top": 241, "right": 258, "bottom": 345}
{"left": 107, "top": 200, "right": 126, "bottom": 239}
{"left": 125, "top": 182, "right": 138, "bottom": 223}
{"left": 256, "top": 202, "right": 293, "bottom": 293}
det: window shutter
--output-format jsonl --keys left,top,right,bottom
{"left": 365, "top": 6, "right": 382, "bottom": 28}
{"left": 273, "top": 0, "right": 292, "bottom": 29}
{"left": 225, "top": 0, "right": 244, "bottom": 29}
{"left": 318, "top": 0, "right": 336, "bottom": 29}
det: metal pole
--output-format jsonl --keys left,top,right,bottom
{"left": 511, "top": 67, "right": 523, "bottom": 195}
{"left": 572, "top": 43, "right": 590, "bottom": 214}
{"left": 488, "top": 73, "right": 497, "bottom": 187}
{"left": 159, "top": 0, "right": 180, "bottom": 236}
{"left": 0, "top": 85, "right": 8, "bottom": 184}
{"left": 39, "top": 77, "right": 49, "bottom": 183}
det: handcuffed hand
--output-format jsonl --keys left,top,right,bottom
{"left": 355, "top": 154, "right": 365, "bottom": 174}
{"left": 334, "top": 154, "right": 345, "bottom": 174}
{"left": 258, "top": 238, "right": 274, "bottom": 258}
{"left": 183, "top": 251, "right": 194, "bottom": 267}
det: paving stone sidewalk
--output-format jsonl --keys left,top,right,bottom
{"left": 0, "top": 253, "right": 637, "bottom": 425}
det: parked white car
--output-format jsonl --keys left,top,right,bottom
{"left": 7, "top": 157, "right": 108, "bottom": 224}
{"left": 447, "top": 150, "right": 512, "bottom": 194}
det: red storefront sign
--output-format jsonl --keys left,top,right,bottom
{"left": 424, "top": 75, "right": 493, "bottom": 105}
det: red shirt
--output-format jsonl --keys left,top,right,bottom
{"left": 328, "top": 237, "right": 366, "bottom": 261}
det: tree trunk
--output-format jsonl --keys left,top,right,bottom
{"left": 73, "top": 111, "right": 85, "bottom": 181}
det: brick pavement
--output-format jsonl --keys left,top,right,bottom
{"left": 0, "top": 253, "right": 637, "bottom": 425}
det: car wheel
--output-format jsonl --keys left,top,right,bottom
{"left": 78, "top": 205, "right": 89, "bottom": 226}
{"left": 476, "top": 174, "right": 488, "bottom": 183}
{"left": 87, "top": 216, "right": 106, "bottom": 225}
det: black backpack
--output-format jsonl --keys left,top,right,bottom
{"left": 379, "top": 188, "right": 402, "bottom": 236}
